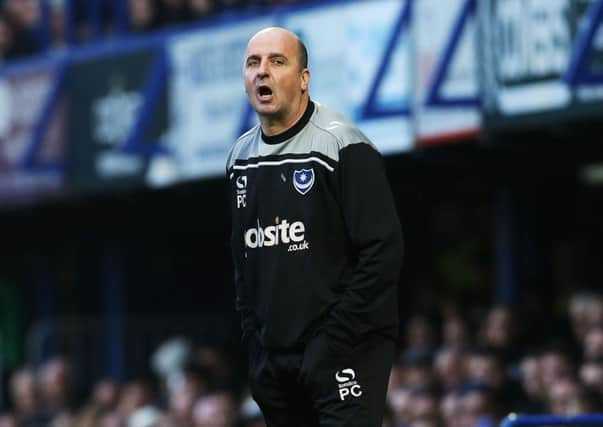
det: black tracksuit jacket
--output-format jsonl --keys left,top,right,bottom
{"left": 226, "top": 101, "right": 403, "bottom": 351}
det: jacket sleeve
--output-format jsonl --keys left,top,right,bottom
{"left": 228, "top": 169, "right": 256, "bottom": 343}
{"left": 323, "top": 142, "right": 403, "bottom": 345}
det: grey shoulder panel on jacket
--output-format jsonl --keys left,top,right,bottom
{"left": 308, "top": 103, "right": 378, "bottom": 162}
{"left": 226, "top": 125, "right": 261, "bottom": 172}
{"left": 226, "top": 103, "right": 377, "bottom": 170}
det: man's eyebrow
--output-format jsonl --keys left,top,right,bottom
{"left": 245, "top": 52, "right": 288, "bottom": 60}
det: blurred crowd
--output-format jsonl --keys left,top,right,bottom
{"left": 1, "top": 291, "right": 603, "bottom": 427}
{"left": 384, "top": 291, "right": 603, "bottom": 427}
{"left": 0, "top": 0, "right": 304, "bottom": 63}
{"left": 0, "top": 339, "right": 264, "bottom": 427}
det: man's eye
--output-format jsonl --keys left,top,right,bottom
{"left": 247, "top": 59, "right": 258, "bottom": 66}
{"left": 272, "top": 58, "right": 285, "bottom": 65}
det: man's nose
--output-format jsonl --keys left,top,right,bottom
{"left": 257, "top": 59, "right": 269, "bottom": 77}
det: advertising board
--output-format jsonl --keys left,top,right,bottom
{"left": 479, "top": 0, "right": 603, "bottom": 131}
{"left": 0, "top": 62, "right": 64, "bottom": 204}
{"left": 414, "top": 0, "right": 480, "bottom": 145}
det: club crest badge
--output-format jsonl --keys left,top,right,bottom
{"left": 293, "top": 168, "right": 315, "bottom": 195}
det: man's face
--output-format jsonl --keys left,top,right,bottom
{"left": 244, "top": 29, "right": 308, "bottom": 121}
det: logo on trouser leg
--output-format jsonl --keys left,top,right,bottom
{"left": 335, "top": 369, "right": 363, "bottom": 401}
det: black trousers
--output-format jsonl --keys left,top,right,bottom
{"left": 247, "top": 331, "right": 395, "bottom": 427}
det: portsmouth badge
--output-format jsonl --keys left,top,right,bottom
{"left": 293, "top": 168, "right": 315, "bottom": 195}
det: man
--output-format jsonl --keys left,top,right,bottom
{"left": 226, "top": 27, "right": 403, "bottom": 426}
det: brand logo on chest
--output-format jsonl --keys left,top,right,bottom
{"left": 293, "top": 168, "right": 315, "bottom": 195}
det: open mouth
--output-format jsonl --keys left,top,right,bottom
{"left": 257, "top": 85, "right": 273, "bottom": 101}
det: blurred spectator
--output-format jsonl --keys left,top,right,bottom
{"left": 388, "top": 366, "right": 404, "bottom": 396}
{"left": 407, "top": 388, "right": 440, "bottom": 426}
{"left": 434, "top": 347, "right": 465, "bottom": 391}
{"left": 457, "top": 384, "right": 497, "bottom": 427}
{"left": 9, "top": 368, "right": 38, "bottom": 423}
{"left": 411, "top": 418, "right": 441, "bottom": 427}
{"left": 129, "top": 0, "right": 158, "bottom": 33}
{"left": 50, "top": 411, "right": 76, "bottom": 427}
{"left": 188, "top": 0, "right": 216, "bottom": 20}
{"left": 116, "top": 380, "right": 155, "bottom": 419}
{"left": 538, "top": 345, "right": 575, "bottom": 390}
{"left": 76, "top": 379, "right": 120, "bottom": 427}
{"left": 2, "top": 0, "right": 41, "bottom": 59}
{"left": 440, "top": 391, "right": 462, "bottom": 427}
{"left": 164, "top": 369, "right": 206, "bottom": 427}
{"left": 387, "top": 386, "right": 412, "bottom": 427}
{"left": 156, "top": 0, "right": 189, "bottom": 27}
{"left": 193, "top": 345, "right": 235, "bottom": 390}
{"left": 127, "top": 405, "right": 162, "bottom": 427}
{"left": 583, "top": 327, "right": 603, "bottom": 360}
{"left": 77, "top": 404, "right": 111, "bottom": 427}
{"left": 518, "top": 354, "right": 541, "bottom": 400}
{"left": 152, "top": 336, "right": 192, "bottom": 392}
{"left": 569, "top": 292, "right": 600, "bottom": 340}
{"left": 0, "top": 414, "right": 16, "bottom": 427}
{"left": 588, "top": 296, "right": 603, "bottom": 329}
{"left": 547, "top": 378, "right": 603, "bottom": 415}
{"left": 442, "top": 313, "right": 470, "bottom": 349}
{"left": 400, "top": 348, "right": 436, "bottom": 390}
{"left": 515, "top": 353, "right": 546, "bottom": 413}
{"left": 38, "top": 356, "right": 74, "bottom": 418}
{"left": 575, "top": 293, "right": 603, "bottom": 331}
{"left": 0, "top": 14, "right": 13, "bottom": 60}
{"left": 464, "top": 347, "right": 505, "bottom": 391}
{"left": 92, "top": 379, "right": 120, "bottom": 410}
{"left": 579, "top": 358, "right": 603, "bottom": 392}
{"left": 48, "top": 0, "right": 67, "bottom": 49}
{"left": 406, "top": 314, "right": 437, "bottom": 353}
{"left": 480, "top": 305, "right": 519, "bottom": 362}
{"left": 99, "top": 412, "right": 123, "bottom": 427}
{"left": 465, "top": 346, "right": 526, "bottom": 411}
{"left": 216, "top": 0, "right": 245, "bottom": 12}
{"left": 192, "top": 392, "right": 237, "bottom": 427}
{"left": 547, "top": 377, "right": 578, "bottom": 415}
{"left": 67, "top": 0, "right": 93, "bottom": 44}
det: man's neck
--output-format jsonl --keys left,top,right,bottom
{"left": 260, "top": 97, "right": 309, "bottom": 136}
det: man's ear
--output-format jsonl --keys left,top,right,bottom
{"left": 301, "top": 68, "right": 310, "bottom": 92}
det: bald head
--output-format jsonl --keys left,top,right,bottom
{"left": 247, "top": 27, "right": 308, "bottom": 70}
{"left": 244, "top": 26, "right": 311, "bottom": 135}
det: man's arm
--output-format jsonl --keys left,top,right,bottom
{"left": 324, "top": 142, "right": 403, "bottom": 346}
